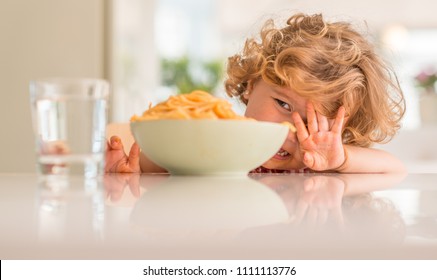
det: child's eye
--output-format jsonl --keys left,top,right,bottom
{"left": 274, "top": 98, "right": 292, "bottom": 111}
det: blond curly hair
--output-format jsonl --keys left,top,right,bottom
{"left": 225, "top": 13, "right": 405, "bottom": 147}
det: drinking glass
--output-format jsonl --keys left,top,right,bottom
{"left": 29, "top": 78, "right": 110, "bottom": 178}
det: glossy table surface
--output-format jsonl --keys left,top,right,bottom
{"left": 1, "top": 172, "right": 436, "bottom": 259}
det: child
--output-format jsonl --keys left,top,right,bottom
{"left": 106, "top": 13, "right": 406, "bottom": 174}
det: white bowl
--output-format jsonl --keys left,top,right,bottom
{"left": 130, "top": 120, "right": 288, "bottom": 176}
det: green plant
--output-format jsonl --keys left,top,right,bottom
{"left": 161, "top": 56, "right": 224, "bottom": 94}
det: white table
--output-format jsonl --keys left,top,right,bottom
{"left": 1, "top": 173, "right": 436, "bottom": 259}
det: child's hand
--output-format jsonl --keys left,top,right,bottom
{"left": 292, "top": 103, "right": 346, "bottom": 171}
{"left": 105, "top": 136, "right": 141, "bottom": 173}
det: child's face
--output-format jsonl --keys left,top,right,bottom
{"left": 244, "top": 79, "right": 308, "bottom": 170}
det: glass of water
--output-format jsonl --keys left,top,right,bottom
{"left": 29, "top": 78, "right": 110, "bottom": 178}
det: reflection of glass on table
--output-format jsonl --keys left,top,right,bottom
{"left": 36, "top": 176, "right": 104, "bottom": 244}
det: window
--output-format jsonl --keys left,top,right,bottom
{"left": 110, "top": 0, "right": 222, "bottom": 122}
{"left": 382, "top": 26, "right": 437, "bottom": 129}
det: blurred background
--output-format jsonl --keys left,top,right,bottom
{"left": 1, "top": 0, "right": 437, "bottom": 173}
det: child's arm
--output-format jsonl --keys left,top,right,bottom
{"left": 139, "top": 151, "right": 168, "bottom": 173}
{"left": 335, "top": 145, "right": 406, "bottom": 173}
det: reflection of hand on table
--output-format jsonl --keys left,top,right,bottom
{"left": 104, "top": 173, "right": 141, "bottom": 203}
{"left": 103, "top": 173, "right": 170, "bottom": 206}
{"left": 247, "top": 173, "right": 407, "bottom": 246}
{"left": 256, "top": 174, "right": 345, "bottom": 227}
{"left": 291, "top": 176, "right": 345, "bottom": 227}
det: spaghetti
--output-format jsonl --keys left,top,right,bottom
{"left": 130, "top": 90, "right": 296, "bottom": 132}
{"left": 131, "top": 90, "right": 248, "bottom": 121}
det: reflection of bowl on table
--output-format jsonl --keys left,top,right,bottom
{"left": 130, "top": 176, "right": 288, "bottom": 238}
{"left": 130, "top": 120, "right": 288, "bottom": 176}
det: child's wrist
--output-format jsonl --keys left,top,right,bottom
{"left": 334, "top": 146, "right": 349, "bottom": 172}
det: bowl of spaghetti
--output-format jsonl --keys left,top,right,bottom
{"left": 130, "top": 91, "right": 291, "bottom": 176}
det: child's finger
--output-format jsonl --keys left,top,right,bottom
{"left": 109, "top": 136, "right": 124, "bottom": 150}
{"left": 331, "top": 106, "right": 345, "bottom": 133}
{"left": 292, "top": 111, "right": 309, "bottom": 141}
{"left": 317, "top": 111, "right": 329, "bottom": 132}
{"left": 303, "top": 151, "right": 315, "bottom": 169}
{"left": 307, "top": 102, "right": 318, "bottom": 134}
{"left": 128, "top": 143, "right": 141, "bottom": 172}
